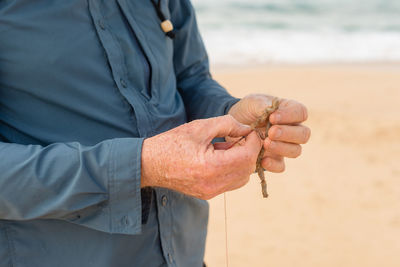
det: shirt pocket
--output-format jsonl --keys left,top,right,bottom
{"left": 120, "top": 0, "right": 175, "bottom": 101}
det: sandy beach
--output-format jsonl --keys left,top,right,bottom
{"left": 204, "top": 64, "right": 400, "bottom": 267}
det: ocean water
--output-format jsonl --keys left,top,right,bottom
{"left": 192, "top": 0, "right": 400, "bottom": 65}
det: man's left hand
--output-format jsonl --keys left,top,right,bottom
{"left": 228, "top": 94, "right": 311, "bottom": 173}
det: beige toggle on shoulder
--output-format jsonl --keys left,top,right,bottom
{"left": 161, "top": 20, "right": 173, "bottom": 33}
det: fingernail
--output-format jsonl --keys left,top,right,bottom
{"left": 275, "top": 129, "right": 282, "bottom": 138}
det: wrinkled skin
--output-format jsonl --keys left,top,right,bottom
{"left": 141, "top": 94, "right": 311, "bottom": 200}
{"left": 228, "top": 94, "right": 311, "bottom": 173}
{"left": 141, "top": 115, "right": 262, "bottom": 200}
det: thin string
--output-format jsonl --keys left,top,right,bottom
{"left": 224, "top": 192, "right": 229, "bottom": 267}
{"left": 149, "top": 0, "right": 175, "bottom": 38}
{"left": 150, "top": 0, "right": 166, "bottom": 21}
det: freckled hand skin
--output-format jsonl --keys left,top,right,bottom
{"left": 141, "top": 115, "right": 262, "bottom": 200}
{"left": 141, "top": 94, "right": 311, "bottom": 200}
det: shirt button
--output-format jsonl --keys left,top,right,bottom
{"left": 121, "top": 216, "right": 131, "bottom": 226}
{"left": 161, "top": 195, "right": 168, "bottom": 206}
{"left": 98, "top": 20, "right": 106, "bottom": 30}
{"left": 168, "top": 253, "right": 173, "bottom": 263}
{"left": 120, "top": 78, "right": 127, "bottom": 88}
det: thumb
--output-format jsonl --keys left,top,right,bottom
{"left": 226, "top": 130, "right": 262, "bottom": 157}
{"left": 241, "top": 130, "right": 263, "bottom": 155}
{"left": 216, "top": 131, "right": 262, "bottom": 167}
{"left": 207, "top": 115, "right": 252, "bottom": 140}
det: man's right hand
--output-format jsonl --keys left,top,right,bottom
{"left": 141, "top": 115, "right": 262, "bottom": 200}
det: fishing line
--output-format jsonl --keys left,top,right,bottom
{"left": 224, "top": 192, "right": 229, "bottom": 267}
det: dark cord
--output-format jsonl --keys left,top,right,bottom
{"left": 150, "top": 0, "right": 175, "bottom": 38}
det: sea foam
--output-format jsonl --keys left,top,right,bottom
{"left": 192, "top": 0, "right": 400, "bottom": 65}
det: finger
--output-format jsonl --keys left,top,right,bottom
{"left": 213, "top": 142, "right": 235, "bottom": 150}
{"left": 248, "top": 94, "right": 276, "bottom": 118}
{"left": 264, "top": 139, "right": 302, "bottom": 158}
{"left": 228, "top": 94, "right": 276, "bottom": 125}
{"left": 225, "top": 135, "right": 245, "bottom": 145}
{"left": 268, "top": 124, "right": 311, "bottom": 144}
{"left": 207, "top": 115, "right": 252, "bottom": 139}
{"left": 240, "top": 130, "right": 263, "bottom": 155}
{"left": 270, "top": 99, "right": 308, "bottom": 125}
{"left": 261, "top": 156, "right": 285, "bottom": 173}
{"left": 260, "top": 149, "right": 279, "bottom": 159}
{"left": 219, "top": 131, "right": 262, "bottom": 164}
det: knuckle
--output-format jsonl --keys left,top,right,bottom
{"left": 188, "top": 119, "right": 200, "bottom": 127}
{"left": 184, "top": 120, "right": 199, "bottom": 133}
{"left": 227, "top": 114, "right": 239, "bottom": 127}
{"left": 199, "top": 117, "right": 216, "bottom": 130}
{"left": 226, "top": 114, "right": 235, "bottom": 121}
{"left": 224, "top": 114, "right": 234, "bottom": 124}
{"left": 218, "top": 115, "right": 233, "bottom": 132}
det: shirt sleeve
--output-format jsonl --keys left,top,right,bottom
{"left": 0, "top": 137, "right": 144, "bottom": 235}
{"left": 170, "top": 0, "right": 240, "bottom": 121}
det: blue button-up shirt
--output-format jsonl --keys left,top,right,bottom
{"left": 0, "top": 1, "right": 238, "bottom": 266}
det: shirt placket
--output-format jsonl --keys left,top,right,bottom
{"left": 87, "top": 0, "right": 152, "bottom": 138}
{"left": 155, "top": 188, "right": 176, "bottom": 266}
{"left": 87, "top": 1, "right": 175, "bottom": 266}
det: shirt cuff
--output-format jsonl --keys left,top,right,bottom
{"left": 107, "top": 137, "right": 144, "bottom": 234}
{"left": 223, "top": 97, "right": 240, "bottom": 115}
{"left": 63, "top": 138, "right": 144, "bottom": 235}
